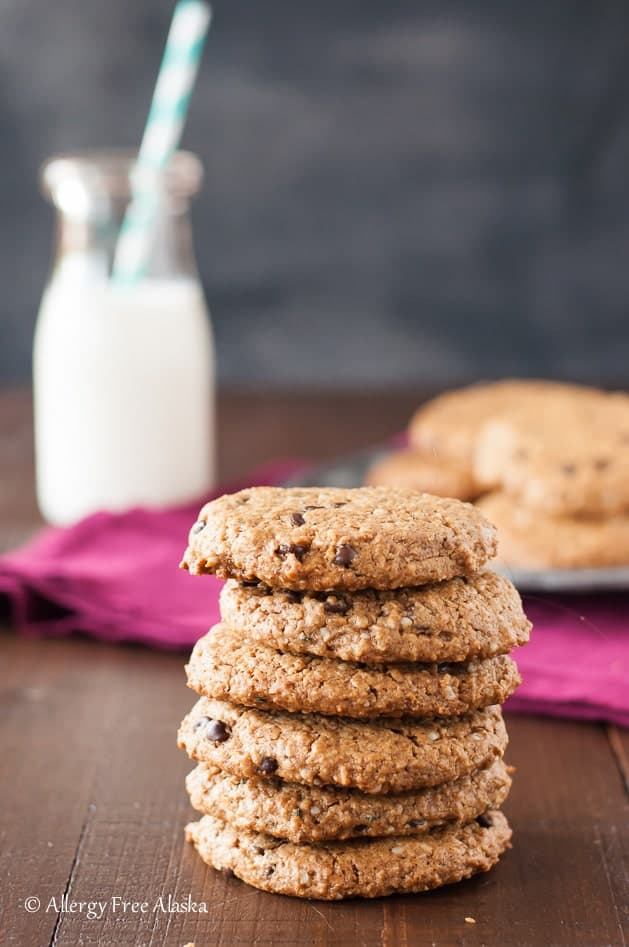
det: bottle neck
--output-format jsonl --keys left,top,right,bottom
{"left": 41, "top": 150, "right": 203, "bottom": 284}
{"left": 49, "top": 197, "right": 198, "bottom": 284}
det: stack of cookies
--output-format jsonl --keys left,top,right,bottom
{"left": 366, "top": 380, "right": 547, "bottom": 500}
{"left": 178, "top": 486, "right": 530, "bottom": 900}
{"left": 475, "top": 389, "right": 629, "bottom": 570}
{"left": 366, "top": 380, "right": 629, "bottom": 570}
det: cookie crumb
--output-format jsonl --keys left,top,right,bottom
{"left": 465, "top": 917, "right": 476, "bottom": 924}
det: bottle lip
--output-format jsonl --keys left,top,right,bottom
{"left": 40, "top": 148, "right": 203, "bottom": 203}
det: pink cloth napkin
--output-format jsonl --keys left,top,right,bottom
{"left": 507, "top": 595, "right": 629, "bottom": 727}
{"left": 0, "top": 461, "right": 302, "bottom": 650}
{"left": 1, "top": 463, "right": 628, "bottom": 727}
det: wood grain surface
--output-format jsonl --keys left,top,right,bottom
{"left": 1, "top": 388, "right": 628, "bottom": 947}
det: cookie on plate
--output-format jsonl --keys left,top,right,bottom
{"left": 219, "top": 572, "right": 530, "bottom": 665}
{"left": 185, "top": 810, "right": 512, "bottom": 900}
{"left": 181, "top": 486, "right": 497, "bottom": 590}
{"left": 408, "top": 380, "right": 590, "bottom": 464}
{"left": 186, "top": 757, "right": 512, "bottom": 843}
{"left": 186, "top": 624, "right": 521, "bottom": 718}
{"left": 478, "top": 492, "right": 629, "bottom": 570}
{"left": 474, "top": 391, "right": 629, "bottom": 515}
{"left": 365, "top": 449, "right": 480, "bottom": 501}
{"left": 178, "top": 697, "right": 508, "bottom": 794}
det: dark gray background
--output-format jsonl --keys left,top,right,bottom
{"left": 2, "top": 0, "right": 629, "bottom": 386}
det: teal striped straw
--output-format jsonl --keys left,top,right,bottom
{"left": 112, "top": 0, "right": 212, "bottom": 282}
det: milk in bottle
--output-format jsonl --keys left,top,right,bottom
{"left": 33, "top": 151, "right": 214, "bottom": 525}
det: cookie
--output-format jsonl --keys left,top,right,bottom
{"left": 478, "top": 492, "right": 629, "bottom": 570}
{"left": 186, "top": 757, "right": 512, "bottom": 843}
{"left": 186, "top": 624, "right": 521, "bottom": 718}
{"left": 178, "top": 698, "right": 508, "bottom": 794}
{"left": 219, "top": 571, "right": 530, "bottom": 664}
{"left": 365, "top": 449, "right": 480, "bottom": 501}
{"left": 185, "top": 810, "right": 512, "bottom": 900}
{"left": 474, "top": 391, "right": 629, "bottom": 515}
{"left": 408, "top": 380, "right": 592, "bottom": 465}
{"left": 181, "top": 486, "right": 497, "bottom": 590}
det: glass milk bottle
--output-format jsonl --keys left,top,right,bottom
{"left": 34, "top": 150, "right": 215, "bottom": 525}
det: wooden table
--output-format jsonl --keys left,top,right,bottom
{"left": 1, "top": 389, "right": 628, "bottom": 947}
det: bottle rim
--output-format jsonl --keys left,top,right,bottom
{"left": 40, "top": 148, "right": 203, "bottom": 203}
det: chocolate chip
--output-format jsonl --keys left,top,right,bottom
{"left": 594, "top": 458, "right": 610, "bottom": 471}
{"left": 290, "top": 512, "right": 305, "bottom": 526}
{"left": 561, "top": 463, "right": 576, "bottom": 475}
{"left": 191, "top": 520, "right": 205, "bottom": 534}
{"left": 334, "top": 544, "right": 357, "bottom": 567}
{"left": 284, "top": 589, "right": 303, "bottom": 603}
{"left": 323, "top": 597, "right": 349, "bottom": 615}
{"left": 408, "top": 819, "right": 427, "bottom": 829}
{"left": 476, "top": 812, "right": 493, "bottom": 828}
{"left": 252, "top": 584, "right": 273, "bottom": 596}
{"left": 276, "top": 543, "right": 309, "bottom": 562}
{"left": 201, "top": 718, "right": 231, "bottom": 743}
{"left": 266, "top": 866, "right": 275, "bottom": 877}
{"left": 257, "top": 756, "right": 279, "bottom": 776}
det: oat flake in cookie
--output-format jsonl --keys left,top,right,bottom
{"left": 181, "top": 486, "right": 497, "bottom": 590}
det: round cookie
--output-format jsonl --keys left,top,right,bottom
{"left": 364, "top": 449, "right": 480, "bottom": 501}
{"left": 181, "top": 486, "right": 497, "bottom": 590}
{"left": 408, "top": 379, "right": 592, "bottom": 464}
{"left": 186, "top": 624, "right": 521, "bottom": 719}
{"left": 474, "top": 391, "right": 629, "bottom": 515}
{"left": 478, "top": 492, "right": 629, "bottom": 570}
{"left": 219, "top": 572, "right": 530, "bottom": 664}
{"left": 185, "top": 810, "right": 512, "bottom": 900}
{"left": 186, "top": 758, "right": 512, "bottom": 843}
{"left": 178, "top": 697, "right": 508, "bottom": 794}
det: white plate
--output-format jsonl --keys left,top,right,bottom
{"left": 285, "top": 447, "right": 629, "bottom": 594}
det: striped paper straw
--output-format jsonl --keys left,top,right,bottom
{"left": 112, "top": 0, "right": 212, "bottom": 282}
